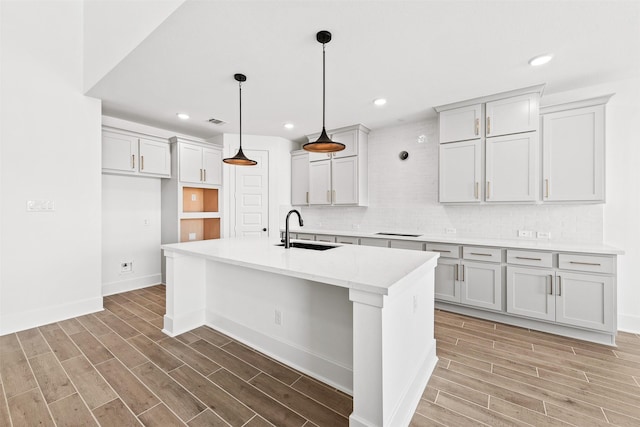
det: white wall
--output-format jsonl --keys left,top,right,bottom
{"left": 0, "top": 0, "right": 102, "bottom": 334}
{"left": 102, "top": 175, "right": 162, "bottom": 295}
{"left": 215, "top": 134, "right": 294, "bottom": 239}
{"left": 299, "top": 76, "right": 640, "bottom": 332}
{"left": 83, "top": 0, "right": 185, "bottom": 92}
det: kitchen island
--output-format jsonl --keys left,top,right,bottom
{"left": 161, "top": 237, "right": 439, "bottom": 427}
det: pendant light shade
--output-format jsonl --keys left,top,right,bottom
{"left": 223, "top": 73, "right": 257, "bottom": 166}
{"left": 303, "top": 31, "right": 345, "bottom": 153}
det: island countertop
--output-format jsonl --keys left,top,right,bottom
{"left": 162, "top": 237, "right": 440, "bottom": 296}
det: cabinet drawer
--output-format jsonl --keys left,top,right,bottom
{"left": 296, "top": 233, "right": 315, "bottom": 241}
{"left": 507, "top": 250, "right": 553, "bottom": 268}
{"left": 463, "top": 246, "right": 502, "bottom": 262}
{"left": 390, "top": 240, "right": 424, "bottom": 251}
{"left": 315, "top": 234, "right": 336, "bottom": 243}
{"left": 425, "top": 243, "right": 460, "bottom": 259}
{"left": 360, "top": 237, "right": 389, "bottom": 248}
{"left": 558, "top": 253, "right": 614, "bottom": 274}
{"left": 336, "top": 236, "right": 359, "bottom": 245}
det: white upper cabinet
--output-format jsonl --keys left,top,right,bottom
{"left": 309, "top": 160, "right": 332, "bottom": 205}
{"left": 304, "top": 124, "right": 369, "bottom": 206}
{"left": 138, "top": 138, "right": 171, "bottom": 176}
{"left": 102, "top": 129, "right": 170, "bottom": 178}
{"left": 439, "top": 104, "right": 483, "bottom": 143}
{"left": 485, "top": 133, "right": 538, "bottom": 202}
{"left": 541, "top": 96, "right": 611, "bottom": 203}
{"left": 439, "top": 140, "right": 482, "bottom": 203}
{"left": 291, "top": 150, "right": 309, "bottom": 206}
{"left": 177, "top": 140, "right": 222, "bottom": 185}
{"left": 485, "top": 93, "right": 539, "bottom": 137}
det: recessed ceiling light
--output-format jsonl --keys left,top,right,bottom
{"left": 373, "top": 98, "right": 387, "bottom": 106}
{"left": 284, "top": 123, "right": 294, "bottom": 130}
{"left": 176, "top": 113, "right": 190, "bottom": 120}
{"left": 528, "top": 54, "right": 553, "bottom": 67}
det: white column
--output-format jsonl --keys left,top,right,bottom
{"left": 162, "top": 250, "right": 207, "bottom": 336}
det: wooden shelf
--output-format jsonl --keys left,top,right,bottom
{"left": 183, "top": 187, "right": 218, "bottom": 213}
{"left": 180, "top": 218, "right": 220, "bottom": 242}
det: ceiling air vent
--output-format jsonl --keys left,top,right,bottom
{"left": 208, "top": 117, "right": 226, "bottom": 125}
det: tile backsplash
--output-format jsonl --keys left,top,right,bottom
{"left": 298, "top": 118, "right": 603, "bottom": 243}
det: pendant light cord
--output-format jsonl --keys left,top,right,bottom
{"left": 239, "top": 80, "right": 243, "bottom": 149}
{"left": 322, "top": 42, "right": 326, "bottom": 129}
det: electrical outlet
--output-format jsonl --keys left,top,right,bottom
{"left": 274, "top": 309, "right": 282, "bottom": 326}
{"left": 120, "top": 262, "right": 132, "bottom": 273}
{"left": 518, "top": 230, "right": 533, "bottom": 238}
{"left": 537, "top": 231, "right": 551, "bottom": 239}
{"left": 445, "top": 228, "right": 456, "bottom": 234}
{"left": 352, "top": 224, "right": 360, "bottom": 230}
{"left": 417, "top": 134, "right": 426, "bottom": 144}
{"left": 189, "top": 232, "right": 197, "bottom": 241}
{"left": 26, "top": 200, "right": 55, "bottom": 212}
{"left": 413, "top": 295, "right": 418, "bottom": 314}
{"left": 143, "top": 219, "right": 150, "bottom": 226}
{"left": 191, "top": 194, "right": 197, "bottom": 201}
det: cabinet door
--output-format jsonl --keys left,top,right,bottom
{"left": 309, "top": 160, "right": 331, "bottom": 205}
{"left": 102, "top": 131, "right": 137, "bottom": 173}
{"left": 332, "top": 157, "right": 358, "bottom": 205}
{"left": 202, "top": 147, "right": 222, "bottom": 185}
{"left": 506, "top": 267, "right": 555, "bottom": 321}
{"left": 460, "top": 261, "right": 502, "bottom": 311}
{"left": 179, "top": 144, "right": 203, "bottom": 183}
{"left": 439, "top": 104, "right": 482, "bottom": 143}
{"left": 332, "top": 129, "right": 358, "bottom": 158}
{"left": 555, "top": 272, "right": 613, "bottom": 332}
{"left": 542, "top": 105, "right": 605, "bottom": 202}
{"left": 291, "top": 153, "right": 310, "bottom": 205}
{"left": 434, "top": 259, "right": 461, "bottom": 303}
{"left": 439, "top": 140, "right": 482, "bottom": 203}
{"left": 138, "top": 138, "right": 170, "bottom": 176}
{"left": 486, "top": 93, "right": 539, "bottom": 137}
{"left": 485, "top": 133, "right": 538, "bottom": 202}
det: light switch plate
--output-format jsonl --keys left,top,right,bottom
{"left": 189, "top": 232, "right": 197, "bottom": 240}
{"left": 26, "top": 200, "right": 55, "bottom": 212}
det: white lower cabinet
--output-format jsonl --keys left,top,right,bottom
{"left": 507, "top": 265, "right": 614, "bottom": 332}
{"left": 460, "top": 261, "right": 502, "bottom": 311}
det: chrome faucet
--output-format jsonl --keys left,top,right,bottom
{"left": 283, "top": 209, "right": 304, "bottom": 249}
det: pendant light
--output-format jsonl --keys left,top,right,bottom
{"left": 223, "top": 73, "right": 257, "bottom": 166}
{"left": 303, "top": 31, "right": 345, "bottom": 153}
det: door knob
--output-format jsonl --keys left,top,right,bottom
{"left": 262, "top": 228, "right": 267, "bottom": 232}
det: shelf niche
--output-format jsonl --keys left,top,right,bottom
{"left": 183, "top": 187, "right": 218, "bottom": 212}
{"left": 180, "top": 218, "right": 220, "bottom": 242}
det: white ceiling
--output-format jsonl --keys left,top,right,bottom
{"left": 88, "top": 0, "right": 640, "bottom": 142}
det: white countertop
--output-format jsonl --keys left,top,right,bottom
{"left": 161, "top": 237, "right": 440, "bottom": 296}
{"left": 284, "top": 228, "right": 624, "bottom": 255}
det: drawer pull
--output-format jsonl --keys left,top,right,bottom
{"left": 569, "top": 261, "right": 601, "bottom": 266}
{"left": 516, "top": 256, "right": 542, "bottom": 261}
{"left": 433, "top": 249, "right": 451, "bottom": 253}
{"left": 557, "top": 276, "right": 562, "bottom": 296}
{"left": 454, "top": 264, "right": 458, "bottom": 281}
{"left": 549, "top": 275, "right": 554, "bottom": 295}
{"left": 475, "top": 118, "right": 480, "bottom": 135}
{"left": 470, "top": 252, "right": 492, "bottom": 256}
{"left": 132, "top": 154, "right": 135, "bottom": 169}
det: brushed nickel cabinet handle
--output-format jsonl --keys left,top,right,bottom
{"left": 454, "top": 264, "right": 459, "bottom": 281}
{"left": 487, "top": 181, "right": 491, "bottom": 199}
{"left": 332, "top": 190, "right": 336, "bottom": 203}
{"left": 203, "top": 169, "right": 207, "bottom": 182}
{"left": 569, "top": 261, "right": 601, "bottom": 266}
{"left": 516, "top": 256, "right": 542, "bottom": 261}
{"left": 200, "top": 169, "right": 203, "bottom": 181}
{"left": 470, "top": 252, "right": 492, "bottom": 256}
{"left": 326, "top": 190, "right": 331, "bottom": 203}
{"left": 475, "top": 118, "right": 480, "bottom": 135}
{"left": 545, "top": 179, "right": 549, "bottom": 198}
{"left": 132, "top": 154, "right": 135, "bottom": 169}
{"left": 550, "top": 275, "right": 554, "bottom": 295}
{"left": 306, "top": 192, "right": 309, "bottom": 204}
{"left": 557, "top": 276, "right": 562, "bottom": 296}
{"left": 487, "top": 116, "right": 491, "bottom": 135}
{"left": 434, "top": 249, "right": 451, "bottom": 253}
{"left": 461, "top": 265, "right": 465, "bottom": 282}
{"left": 475, "top": 182, "right": 479, "bottom": 199}
{"left": 141, "top": 156, "right": 144, "bottom": 170}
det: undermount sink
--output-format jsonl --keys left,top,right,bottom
{"left": 375, "top": 232, "right": 422, "bottom": 238}
{"left": 276, "top": 242, "right": 338, "bottom": 251}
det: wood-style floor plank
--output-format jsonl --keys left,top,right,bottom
{"left": 127, "top": 335, "right": 183, "bottom": 372}
{"left": 76, "top": 313, "right": 113, "bottom": 337}
{"left": 16, "top": 328, "right": 51, "bottom": 358}
{"left": 95, "top": 358, "right": 159, "bottom": 415}
{"left": 48, "top": 392, "right": 98, "bottom": 426}
{"left": 137, "top": 403, "right": 186, "bottom": 427}
{"left": 61, "top": 355, "right": 117, "bottom": 410}
{"left": 70, "top": 330, "right": 114, "bottom": 365}
{"left": 158, "top": 337, "right": 221, "bottom": 376}
{"left": 7, "top": 388, "right": 55, "bottom": 427}
{"left": 0, "top": 349, "right": 38, "bottom": 398}
{"left": 186, "top": 408, "right": 229, "bottom": 427}
{"left": 290, "top": 376, "right": 353, "bottom": 418}
{"left": 97, "top": 332, "right": 147, "bottom": 369}
{"left": 39, "top": 325, "right": 81, "bottom": 362}
{"left": 222, "top": 341, "right": 301, "bottom": 385}
{"left": 93, "top": 398, "right": 141, "bottom": 427}
{"left": 190, "top": 339, "right": 259, "bottom": 381}
{"left": 29, "top": 351, "right": 76, "bottom": 403}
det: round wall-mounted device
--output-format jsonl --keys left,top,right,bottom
{"left": 399, "top": 151, "right": 409, "bottom": 160}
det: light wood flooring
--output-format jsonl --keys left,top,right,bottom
{"left": 0, "top": 285, "right": 638, "bottom": 426}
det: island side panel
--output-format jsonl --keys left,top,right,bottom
{"left": 349, "top": 261, "right": 438, "bottom": 427}
{"left": 203, "top": 259, "right": 354, "bottom": 393}
{"left": 163, "top": 250, "right": 207, "bottom": 336}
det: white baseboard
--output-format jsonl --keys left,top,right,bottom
{"left": 0, "top": 296, "right": 103, "bottom": 335}
{"left": 207, "top": 311, "right": 353, "bottom": 395}
{"left": 162, "top": 309, "right": 206, "bottom": 337}
{"left": 102, "top": 274, "right": 162, "bottom": 296}
{"left": 618, "top": 313, "right": 640, "bottom": 334}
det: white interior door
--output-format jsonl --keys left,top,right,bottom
{"left": 234, "top": 150, "right": 269, "bottom": 237}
